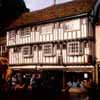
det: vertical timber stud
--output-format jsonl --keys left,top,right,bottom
{"left": 96, "top": 64, "right": 99, "bottom": 87}
{"left": 93, "top": 67, "right": 95, "bottom": 82}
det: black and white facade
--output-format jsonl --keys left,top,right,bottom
{"left": 6, "top": 0, "right": 100, "bottom": 88}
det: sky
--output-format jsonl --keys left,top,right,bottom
{"left": 24, "top": 0, "right": 73, "bottom": 11}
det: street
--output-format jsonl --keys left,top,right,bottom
{"left": 0, "top": 87, "right": 100, "bottom": 100}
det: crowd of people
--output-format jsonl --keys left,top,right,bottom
{"left": 66, "top": 79, "right": 98, "bottom": 100}
{"left": 66, "top": 79, "right": 97, "bottom": 89}
{"left": 0, "top": 72, "right": 59, "bottom": 97}
{"left": 0, "top": 71, "right": 99, "bottom": 100}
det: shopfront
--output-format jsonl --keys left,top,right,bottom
{"left": 62, "top": 66, "right": 94, "bottom": 89}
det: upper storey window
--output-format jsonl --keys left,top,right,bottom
{"left": 20, "top": 27, "right": 31, "bottom": 36}
{"left": 64, "top": 19, "right": 80, "bottom": 32}
{"left": 14, "top": 47, "right": 21, "bottom": 53}
{"left": 22, "top": 46, "right": 32, "bottom": 57}
{"left": 67, "top": 42, "right": 83, "bottom": 55}
{"left": 43, "top": 44, "right": 55, "bottom": 57}
{"left": 41, "top": 24, "right": 53, "bottom": 34}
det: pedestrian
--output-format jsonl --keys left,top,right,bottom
{"left": 50, "top": 76, "right": 57, "bottom": 96}
{"left": 67, "top": 80, "right": 72, "bottom": 88}
{"left": 11, "top": 75, "right": 17, "bottom": 95}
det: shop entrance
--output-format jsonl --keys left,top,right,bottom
{"left": 65, "top": 72, "right": 92, "bottom": 88}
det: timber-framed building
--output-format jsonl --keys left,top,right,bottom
{"left": 6, "top": 0, "right": 100, "bottom": 88}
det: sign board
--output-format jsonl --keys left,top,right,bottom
{"left": 84, "top": 73, "right": 88, "bottom": 79}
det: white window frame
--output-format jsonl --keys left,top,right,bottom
{"left": 22, "top": 46, "right": 33, "bottom": 57}
{"left": 41, "top": 24, "right": 53, "bottom": 35}
{"left": 14, "top": 47, "right": 21, "bottom": 53}
{"left": 43, "top": 44, "right": 54, "bottom": 57}
{"left": 20, "top": 27, "right": 31, "bottom": 37}
{"left": 64, "top": 19, "right": 80, "bottom": 32}
{"left": 67, "top": 42, "right": 81, "bottom": 55}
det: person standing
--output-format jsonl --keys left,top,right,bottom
{"left": 50, "top": 76, "right": 57, "bottom": 96}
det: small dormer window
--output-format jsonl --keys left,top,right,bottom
{"left": 20, "top": 27, "right": 31, "bottom": 36}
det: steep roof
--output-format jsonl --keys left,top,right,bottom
{"left": 8, "top": 0, "right": 96, "bottom": 30}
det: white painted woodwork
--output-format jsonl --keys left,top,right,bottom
{"left": 7, "top": 17, "right": 94, "bottom": 66}
{"left": 74, "top": 56, "right": 77, "bottom": 63}
{"left": 62, "top": 49, "right": 67, "bottom": 63}
{"left": 9, "top": 48, "right": 13, "bottom": 64}
{"left": 37, "top": 65, "right": 94, "bottom": 69}
{"left": 36, "top": 32, "right": 39, "bottom": 42}
{"left": 45, "top": 57, "right": 49, "bottom": 63}
{"left": 11, "top": 65, "right": 36, "bottom": 69}
{"left": 53, "top": 29, "right": 58, "bottom": 41}
{"left": 50, "top": 34, "right": 53, "bottom": 41}
{"left": 9, "top": 41, "right": 92, "bottom": 65}
{"left": 7, "top": 18, "right": 91, "bottom": 46}
{"left": 77, "top": 31, "right": 81, "bottom": 38}
{"left": 56, "top": 49, "right": 61, "bottom": 63}
{"left": 33, "top": 49, "right": 38, "bottom": 63}
{"left": 39, "top": 51, "right": 43, "bottom": 63}
{"left": 59, "top": 28, "right": 64, "bottom": 40}
{"left": 64, "top": 32, "right": 67, "bottom": 40}
{"left": 64, "top": 19, "right": 80, "bottom": 31}
{"left": 31, "top": 32, "right": 35, "bottom": 42}
{"left": 68, "top": 32, "right": 72, "bottom": 39}
{"left": 42, "top": 35, "right": 46, "bottom": 41}
{"left": 73, "top": 32, "right": 76, "bottom": 39}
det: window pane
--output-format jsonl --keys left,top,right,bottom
{"left": 23, "top": 47, "right": 29, "bottom": 55}
{"left": 21, "top": 27, "right": 30, "bottom": 36}
{"left": 14, "top": 47, "right": 21, "bottom": 53}
{"left": 68, "top": 42, "right": 80, "bottom": 55}
{"left": 43, "top": 44, "right": 53, "bottom": 56}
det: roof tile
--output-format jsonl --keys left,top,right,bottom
{"left": 8, "top": 0, "right": 96, "bottom": 29}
